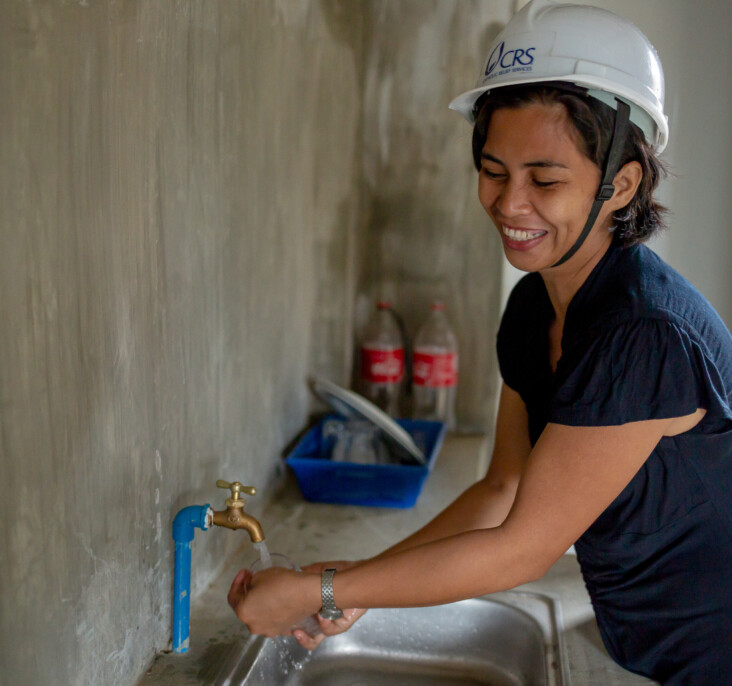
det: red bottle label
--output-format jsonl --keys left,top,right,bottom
{"left": 413, "top": 350, "right": 458, "bottom": 387}
{"left": 361, "top": 346, "right": 405, "bottom": 383}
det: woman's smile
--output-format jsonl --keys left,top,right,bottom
{"left": 501, "top": 224, "right": 548, "bottom": 250}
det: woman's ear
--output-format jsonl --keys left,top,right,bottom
{"left": 609, "top": 161, "right": 643, "bottom": 209}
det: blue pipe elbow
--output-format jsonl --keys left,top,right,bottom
{"left": 173, "top": 504, "right": 211, "bottom": 543}
{"left": 172, "top": 504, "right": 211, "bottom": 653}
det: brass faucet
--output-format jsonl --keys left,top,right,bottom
{"left": 211, "top": 480, "right": 265, "bottom": 543}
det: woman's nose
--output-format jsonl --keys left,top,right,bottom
{"left": 495, "top": 178, "right": 531, "bottom": 217}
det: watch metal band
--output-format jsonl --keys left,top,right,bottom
{"left": 319, "top": 568, "right": 344, "bottom": 620}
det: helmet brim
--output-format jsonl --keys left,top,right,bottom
{"left": 448, "top": 74, "right": 668, "bottom": 153}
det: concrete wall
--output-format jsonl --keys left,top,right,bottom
{"left": 353, "top": 0, "right": 509, "bottom": 431}
{"left": 0, "top": 2, "right": 360, "bottom": 684}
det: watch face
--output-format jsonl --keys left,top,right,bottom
{"left": 319, "top": 606, "right": 344, "bottom": 620}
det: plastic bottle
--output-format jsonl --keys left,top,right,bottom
{"left": 412, "top": 302, "right": 458, "bottom": 429}
{"left": 359, "top": 301, "right": 405, "bottom": 417}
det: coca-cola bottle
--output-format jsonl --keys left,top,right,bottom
{"left": 412, "top": 302, "right": 458, "bottom": 428}
{"left": 359, "top": 301, "right": 405, "bottom": 417}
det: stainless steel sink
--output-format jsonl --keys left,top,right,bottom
{"left": 213, "top": 591, "right": 570, "bottom": 686}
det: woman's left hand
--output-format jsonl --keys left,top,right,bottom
{"left": 291, "top": 560, "right": 367, "bottom": 650}
{"left": 227, "top": 565, "right": 320, "bottom": 638}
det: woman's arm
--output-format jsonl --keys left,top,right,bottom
{"left": 325, "top": 416, "right": 674, "bottom": 610}
{"left": 375, "top": 382, "right": 531, "bottom": 558}
{"left": 231, "top": 398, "right": 700, "bottom": 637}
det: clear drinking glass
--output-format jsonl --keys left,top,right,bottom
{"left": 323, "top": 418, "right": 391, "bottom": 464}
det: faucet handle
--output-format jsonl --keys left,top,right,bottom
{"left": 216, "top": 480, "right": 257, "bottom": 503}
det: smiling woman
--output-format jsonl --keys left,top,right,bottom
{"left": 227, "top": 3, "right": 732, "bottom": 684}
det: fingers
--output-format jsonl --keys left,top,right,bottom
{"left": 231, "top": 567, "right": 247, "bottom": 589}
{"left": 292, "top": 607, "right": 366, "bottom": 650}
{"left": 293, "top": 629, "right": 326, "bottom": 650}
{"left": 322, "top": 607, "right": 367, "bottom": 634}
{"left": 227, "top": 564, "right": 363, "bottom": 639}
{"left": 227, "top": 568, "right": 252, "bottom": 611}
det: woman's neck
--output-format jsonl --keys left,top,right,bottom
{"left": 541, "top": 235, "right": 613, "bottom": 324}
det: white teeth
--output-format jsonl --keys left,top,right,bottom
{"left": 503, "top": 225, "right": 544, "bottom": 241}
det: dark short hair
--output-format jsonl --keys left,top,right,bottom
{"left": 471, "top": 85, "right": 668, "bottom": 246}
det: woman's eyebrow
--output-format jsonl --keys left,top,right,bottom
{"left": 481, "top": 152, "right": 504, "bottom": 166}
{"left": 527, "top": 159, "right": 569, "bottom": 169}
{"left": 481, "top": 151, "right": 569, "bottom": 170}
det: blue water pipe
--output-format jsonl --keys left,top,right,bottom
{"left": 172, "top": 504, "right": 212, "bottom": 653}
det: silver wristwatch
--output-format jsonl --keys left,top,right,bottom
{"left": 319, "top": 568, "right": 344, "bottom": 620}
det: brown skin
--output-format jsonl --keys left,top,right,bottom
{"left": 228, "top": 103, "right": 706, "bottom": 647}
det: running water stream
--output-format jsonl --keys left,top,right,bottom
{"left": 252, "top": 540, "right": 272, "bottom": 569}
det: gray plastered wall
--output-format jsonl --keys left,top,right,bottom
{"left": 0, "top": 1, "right": 505, "bottom": 684}
{"left": 0, "top": 1, "right": 362, "bottom": 684}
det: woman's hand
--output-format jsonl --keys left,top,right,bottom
{"left": 227, "top": 565, "right": 320, "bottom": 638}
{"left": 292, "top": 560, "right": 367, "bottom": 650}
{"left": 292, "top": 607, "right": 367, "bottom": 650}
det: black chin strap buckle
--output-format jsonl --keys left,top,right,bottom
{"left": 596, "top": 184, "right": 616, "bottom": 202}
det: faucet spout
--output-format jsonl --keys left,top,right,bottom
{"left": 211, "top": 480, "right": 265, "bottom": 542}
{"left": 211, "top": 507, "right": 265, "bottom": 542}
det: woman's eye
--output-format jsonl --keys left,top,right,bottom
{"left": 481, "top": 168, "right": 505, "bottom": 180}
{"left": 533, "top": 179, "right": 559, "bottom": 188}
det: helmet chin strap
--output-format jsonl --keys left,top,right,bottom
{"left": 550, "top": 99, "right": 631, "bottom": 268}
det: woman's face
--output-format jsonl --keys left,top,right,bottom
{"left": 478, "top": 102, "right": 613, "bottom": 273}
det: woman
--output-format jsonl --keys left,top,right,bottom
{"left": 228, "top": 2, "right": 732, "bottom": 683}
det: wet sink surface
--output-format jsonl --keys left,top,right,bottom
{"left": 215, "top": 591, "right": 570, "bottom": 686}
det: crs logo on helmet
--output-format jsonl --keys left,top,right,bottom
{"left": 484, "top": 41, "right": 536, "bottom": 78}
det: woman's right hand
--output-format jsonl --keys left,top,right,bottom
{"left": 293, "top": 560, "right": 367, "bottom": 650}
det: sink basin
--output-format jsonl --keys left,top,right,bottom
{"left": 213, "top": 591, "right": 570, "bottom": 686}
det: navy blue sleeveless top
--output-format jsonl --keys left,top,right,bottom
{"left": 497, "top": 241, "right": 732, "bottom": 685}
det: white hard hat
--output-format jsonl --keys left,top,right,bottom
{"left": 449, "top": 0, "right": 669, "bottom": 152}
